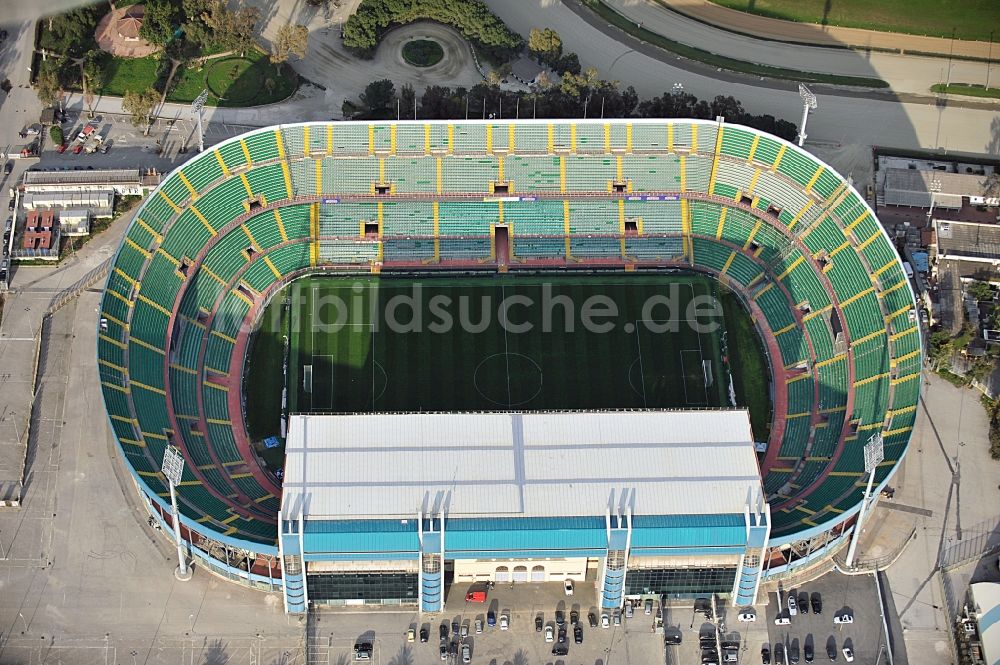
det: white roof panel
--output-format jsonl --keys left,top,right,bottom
{"left": 281, "top": 411, "right": 762, "bottom": 520}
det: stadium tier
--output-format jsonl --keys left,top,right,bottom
{"left": 99, "top": 120, "right": 920, "bottom": 568}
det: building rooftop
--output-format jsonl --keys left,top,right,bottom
{"left": 935, "top": 219, "right": 1000, "bottom": 262}
{"left": 884, "top": 168, "right": 990, "bottom": 209}
{"left": 971, "top": 583, "right": 1000, "bottom": 665}
{"left": 23, "top": 169, "right": 143, "bottom": 188}
{"left": 281, "top": 410, "right": 763, "bottom": 521}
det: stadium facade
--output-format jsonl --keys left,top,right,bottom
{"left": 279, "top": 411, "right": 769, "bottom": 613}
{"left": 97, "top": 118, "right": 921, "bottom": 612}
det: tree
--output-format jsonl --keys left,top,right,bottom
{"left": 359, "top": 79, "right": 395, "bottom": 117}
{"left": 122, "top": 88, "right": 161, "bottom": 135}
{"left": 140, "top": 0, "right": 177, "bottom": 47}
{"left": 528, "top": 28, "right": 562, "bottom": 66}
{"left": 204, "top": 0, "right": 260, "bottom": 55}
{"left": 555, "top": 52, "right": 581, "bottom": 76}
{"left": 49, "top": 125, "right": 64, "bottom": 146}
{"left": 968, "top": 280, "right": 994, "bottom": 301}
{"left": 399, "top": 83, "right": 416, "bottom": 119}
{"left": 271, "top": 24, "right": 309, "bottom": 66}
{"left": 35, "top": 68, "right": 61, "bottom": 107}
{"left": 40, "top": 5, "right": 101, "bottom": 57}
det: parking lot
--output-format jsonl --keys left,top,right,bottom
{"left": 765, "top": 572, "right": 887, "bottom": 665}
{"left": 309, "top": 582, "right": 667, "bottom": 665}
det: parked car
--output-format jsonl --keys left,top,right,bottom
{"left": 842, "top": 648, "right": 854, "bottom": 663}
{"left": 738, "top": 610, "right": 757, "bottom": 622}
{"left": 774, "top": 643, "right": 784, "bottom": 665}
{"left": 811, "top": 593, "right": 823, "bottom": 615}
{"left": 499, "top": 614, "right": 509, "bottom": 631}
{"left": 788, "top": 593, "right": 798, "bottom": 616}
{"left": 439, "top": 645, "right": 447, "bottom": 660}
{"left": 774, "top": 616, "right": 791, "bottom": 626}
{"left": 761, "top": 646, "right": 771, "bottom": 665}
{"left": 461, "top": 644, "right": 471, "bottom": 663}
{"left": 552, "top": 644, "right": 568, "bottom": 656}
{"left": 555, "top": 610, "right": 565, "bottom": 626}
{"left": 826, "top": 640, "right": 837, "bottom": 661}
{"left": 625, "top": 603, "right": 633, "bottom": 618}
{"left": 557, "top": 627, "right": 566, "bottom": 644}
{"left": 545, "top": 625, "right": 554, "bottom": 642}
{"left": 452, "top": 620, "right": 460, "bottom": 635}
{"left": 448, "top": 642, "right": 458, "bottom": 658}
{"left": 601, "top": 613, "right": 610, "bottom": 628}
{"left": 56, "top": 143, "right": 67, "bottom": 153}
{"left": 440, "top": 623, "right": 448, "bottom": 640}
{"left": 613, "top": 611, "right": 621, "bottom": 626}
{"left": 588, "top": 612, "right": 598, "bottom": 627}
{"left": 574, "top": 624, "right": 583, "bottom": 644}
{"left": 6, "top": 199, "right": 13, "bottom": 211}
{"left": 805, "top": 642, "right": 814, "bottom": 663}
{"left": 460, "top": 622, "right": 468, "bottom": 639}
{"left": 353, "top": 643, "right": 373, "bottom": 661}
{"left": 645, "top": 599, "right": 654, "bottom": 615}
{"left": 487, "top": 610, "right": 496, "bottom": 627}
{"left": 3, "top": 162, "right": 12, "bottom": 175}
{"left": 564, "top": 579, "right": 574, "bottom": 596}
{"left": 799, "top": 592, "right": 810, "bottom": 614}
{"left": 72, "top": 144, "right": 82, "bottom": 154}
{"left": 664, "top": 633, "right": 682, "bottom": 646}
{"left": 99, "top": 139, "right": 112, "bottom": 154}
{"left": 535, "top": 615, "right": 543, "bottom": 632}
{"left": 570, "top": 610, "right": 579, "bottom": 624}
{"left": 406, "top": 628, "right": 415, "bottom": 643}
{"left": 419, "top": 627, "right": 429, "bottom": 643}
{"left": 833, "top": 614, "right": 853, "bottom": 625}
{"left": 475, "top": 619, "right": 482, "bottom": 634}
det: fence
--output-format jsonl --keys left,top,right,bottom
{"left": 46, "top": 257, "right": 111, "bottom": 316}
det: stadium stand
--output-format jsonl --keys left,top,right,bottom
{"left": 99, "top": 119, "right": 920, "bottom": 547}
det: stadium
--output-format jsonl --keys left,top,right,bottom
{"left": 96, "top": 118, "right": 921, "bottom": 614}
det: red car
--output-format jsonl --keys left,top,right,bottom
{"left": 72, "top": 144, "right": 83, "bottom": 154}
{"left": 56, "top": 143, "right": 67, "bottom": 153}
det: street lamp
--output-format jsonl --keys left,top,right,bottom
{"left": 844, "top": 433, "right": 884, "bottom": 567}
{"left": 672, "top": 82, "right": 684, "bottom": 95}
{"left": 162, "top": 445, "right": 192, "bottom": 580}
{"left": 797, "top": 84, "right": 818, "bottom": 148}
{"left": 191, "top": 89, "right": 209, "bottom": 153}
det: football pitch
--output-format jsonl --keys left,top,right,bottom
{"left": 244, "top": 274, "right": 771, "bottom": 442}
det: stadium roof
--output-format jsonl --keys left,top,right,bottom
{"left": 280, "top": 410, "right": 762, "bottom": 521}
{"left": 971, "top": 583, "right": 1000, "bottom": 665}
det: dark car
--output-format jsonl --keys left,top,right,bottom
{"left": 419, "top": 627, "right": 429, "bottom": 643}
{"left": 570, "top": 610, "right": 579, "bottom": 624}
{"left": 588, "top": 612, "right": 598, "bottom": 628}
{"left": 790, "top": 644, "right": 800, "bottom": 664}
{"left": 774, "top": 644, "right": 784, "bottom": 664}
{"left": 826, "top": 641, "right": 837, "bottom": 661}
{"left": 440, "top": 623, "right": 449, "bottom": 640}
{"left": 535, "top": 615, "right": 543, "bottom": 632}
{"left": 439, "top": 645, "right": 447, "bottom": 660}
{"left": 805, "top": 642, "right": 814, "bottom": 663}
{"left": 448, "top": 641, "right": 459, "bottom": 658}
{"left": 574, "top": 624, "right": 583, "bottom": 644}
{"left": 6, "top": 199, "right": 13, "bottom": 211}
{"left": 353, "top": 643, "right": 373, "bottom": 661}
{"left": 555, "top": 610, "right": 565, "bottom": 626}
{"left": 3, "top": 163, "right": 12, "bottom": 175}
{"left": 558, "top": 627, "right": 567, "bottom": 644}
{"left": 665, "top": 633, "right": 683, "bottom": 646}
{"left": 552, "top": 645, "right": 569, "bottom": 656}
{"left": 811, "top": 593, "right": 823, "bottom": 615}
{"left": 452, "top": 619, "right": 460, "bottom": 635}
{"left": 487, "top": 610, "right": 496, "bottom": 627}
{"left": 799, "top": 592, "right": 809, "bottom": 614}
{"left": 762, "top": 647, "right": 771, "bottom": 665}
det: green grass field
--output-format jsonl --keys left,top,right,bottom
{"left": 706, "top": 0, "right": 1000, "bottom": 41}
{"left": 244, "top": 274, "right": 772, "bottom": 447}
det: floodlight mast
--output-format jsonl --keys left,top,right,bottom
{"left": 844, "top": 433, "right": 885, "bottom": 568}
{"left": 797, "top": 84, "right": 818, "bottom": 148}
{"left": 192, "top": 89, "right": 210, "bottom": 153}
{"left": 162, "top": 445, "right": 192, "bottom": 580}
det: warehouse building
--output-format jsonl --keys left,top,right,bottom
{"left": 278, "top": 410, "right": 770, "bottom": 614}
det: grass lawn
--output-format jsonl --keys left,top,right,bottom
{"left": 930, "top": 83, "right": 1000, "bottom": 98}
{"left": 706, "top": 0, "right": 1000, "bottom": 42}
{"left": 96, "top": 50, "right": 297, "bottom": 106}
{"left": 581, "top": 0, "right": 888, "bottom": 87}
{"left": 402, "top": 39, "right": 444, "bottom": 67}
{"left": 244, "top": 273, "right": 774, "bottom": 447}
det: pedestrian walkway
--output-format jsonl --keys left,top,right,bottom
{"left": 658, "top": 0, "right": 994, "bottom": 58}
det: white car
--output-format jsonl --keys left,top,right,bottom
{"left": 842, "top": 647, "right": 854, "bottom": 662}
{"left": 601, "top": 613, "right": 610, "bottom": 628}
{"left": 737, "top": 611, "right": 756, "bottom": 622}
{"left": 499, "top": 614, "right": 509, "bottom": 630}
{"left": 545, "top": 625, "right": 554, "bottom": 642}
{"left": 564, "top": 579, "right": 574, "bottom": 596}
{"left": 787, "top": 594, "right": 798, "bottom": 616}
{"left": 834, "top": 613, "right": 854, "bottom": 625}
{"left": 774, "top": 616, "right": 791, "bottom": 626}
